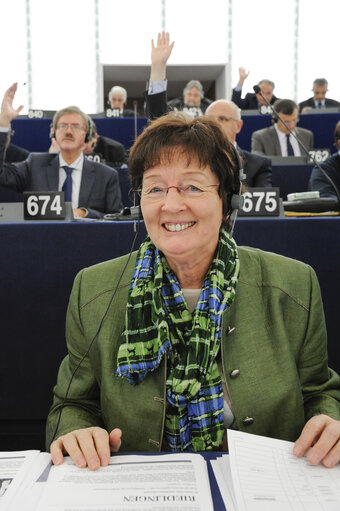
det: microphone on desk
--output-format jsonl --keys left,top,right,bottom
{"left": 253, "top": 85, "right": 340, "bottom": 202}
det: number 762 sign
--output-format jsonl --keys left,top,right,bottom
{"left": 23, "top": 192, "right": 66, "bottom": 220}
{"left": 238, "top": 188, "right": 280, "bottom": 217}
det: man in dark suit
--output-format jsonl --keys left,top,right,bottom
{"left": 299, "top": 78, "right": 340, "bottom": 114}
{"left": 0, "top": 83, "right": 122, "bottom": 218}
{"left": 309, "top": 121, "right": 340, "bottom": 199}
{"left": 83, "top": 119, "right": 127, "bottom": 168}
{"left": 251, "top": 99, "right": 314, "bottom": 157}
{"left": 231, "top": 67, "right": 278, "bottom": 111}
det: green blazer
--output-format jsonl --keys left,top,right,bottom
{"left": 46, "top": 247, "right": 340, "bottom": 451}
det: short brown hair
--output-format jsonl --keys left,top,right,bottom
{"left": 52, "top": 106, "right": 90, "bottom": 133}
{"left": 128, "top": 113, "right": 239, "bottom": 229}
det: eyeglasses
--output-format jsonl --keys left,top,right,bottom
{"left": 56, "top": 123, "right": 85, "bottom": 132}
{"left": 135, "top": 184, "right": 219, "bottom": 201}
{"left": 217, "top": 115, "right": 239, "bottom": 123}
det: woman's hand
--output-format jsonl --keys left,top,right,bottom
{"left": 293, "top": 415, "right": 340, "bottom": 467}
{"left": 51, "top": 427, "right": 122, "bottom": 471}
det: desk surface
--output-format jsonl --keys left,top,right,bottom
{"left": 0, "top": 217, "right": 339, "bottom": 453}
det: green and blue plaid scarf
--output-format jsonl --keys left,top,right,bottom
{"left": 116, "top": 228, "right": 239, "bottom": 451}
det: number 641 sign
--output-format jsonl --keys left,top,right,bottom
{"left": 238, "top": 188, "right": 280, "bottom": 217}
{"left": 23, "top": 192, "right": 66, "bottom": 220}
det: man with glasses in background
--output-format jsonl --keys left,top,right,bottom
{"left": 251, "top": 99, "right": 314, "bottom": 157}
{"left": 0, "top": 83, "right": 122, "bottom": 218}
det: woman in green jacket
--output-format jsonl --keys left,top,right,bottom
{"left": 47, "top": 113, "right": 340, "bottom": 470}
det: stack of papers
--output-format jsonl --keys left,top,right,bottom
{"left": 0, "top": 451, "right": 50, "bottom": 510}
{"left": 211, "top": 430, "right": 340, "bottom": 510}
{"left": 1, "top": 430, "right": 340, "bottom": 510}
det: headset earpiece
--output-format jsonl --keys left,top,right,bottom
{"left": 228, "top": 145, "right": 246, "bottom": 237}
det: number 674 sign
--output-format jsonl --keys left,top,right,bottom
{"left": 238, "top": 188, "right": 280, "bottom": 217}
{"left": 23, "top": 192, "right": 66, "bottom": 220}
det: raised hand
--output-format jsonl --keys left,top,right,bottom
{"left": 0, "top": 83, "right": 24, "bottom": 126}
{"left": 150, "top": 31, "right": 175, "bottom": 81}
{"left": 238, "top": 67, "right": 250, "bottom": 86}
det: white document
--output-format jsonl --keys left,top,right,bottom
{"left": 6, "top": 453, "right": 51, "bottom": 511}
{"left": 37, "top": 453, "right": 214, "bottom": 510}
{"left": 227, "top": 429, "right": 340, "bottom": 511}
{"left": 0, "top": 450, "right": 40, "bottom": 509}
{"left": 211, "top": 456, "right": 236, "bottom": 511}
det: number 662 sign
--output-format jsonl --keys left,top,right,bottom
{"left": 238, "top": 188, "right": 280, "bottom": 217}
{"left": 23, "top": 192, "right": 66, "bottom": 220}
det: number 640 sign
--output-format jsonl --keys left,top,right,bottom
{"left": 238, "top": 188, "right": 280, "bottom": 217}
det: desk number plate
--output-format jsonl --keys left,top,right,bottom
{"left": 238, "top": 188, "right": 280, "bottom": 217}
{"left": 23, "top": 192, "right": 66, "bottom": 220}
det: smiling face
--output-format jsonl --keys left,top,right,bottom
{"left": 141, "top": 152, "right": 223, "bottom": 277}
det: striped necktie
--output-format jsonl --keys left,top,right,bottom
{"left": 62, "top": 166, "right": 73, "bottom": 202}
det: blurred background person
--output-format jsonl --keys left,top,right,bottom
{"left": 309, "top": 120, "right": 340, "bottom": 199}
{"left": 83, "top": 118, "right": 127, "bottom": 167}
{"left": 299, "top": 78, "right": 340, "bottom": 114}
{"left": 0, "top": 83, "right": 122, "bottom": 218}
{"left": 232, "top": 67, "right": 278, "bottom": 110}
{"left": 251, "top": 99, "right": 314, "bottom": 156}
{"left": 167, "top": 79, "right": 212, "bottom": 117}
{"left": 108, "top": 86, "right": 135, "bottom": 117}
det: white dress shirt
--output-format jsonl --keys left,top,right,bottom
{"left": 58, "top": 153, "right": 84, "bottom": 209}
{"left": 274, "top": 124, "right": 301, "bottom": 156}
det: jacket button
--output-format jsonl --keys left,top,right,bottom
{"left": 226, "top": 326, "right": 235, "bottom": 335}
{"left": 243, "top": 416, "right": 254, "bottom": 426}
{"left": 230, "top": 369, "right": 240, "bottom": 379}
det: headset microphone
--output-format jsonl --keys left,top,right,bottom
{"left": 253, "top": 85, "right": 340, "bottom": 202}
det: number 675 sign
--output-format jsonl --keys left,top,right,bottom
{"left": 238, "top": 188, "right": 280, "bottom": 217}
{"left": 23, "top": 192, "right": 66, "bottom": 220}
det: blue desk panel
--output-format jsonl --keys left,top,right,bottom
{"left": 11, "top": 112, "right": 340, "bottom": 154}
{"left": 0, "top": 217, "right": 339, "bottom": 452}
{"left": 11, "top": 117, "right": 148, "bottom": 152}
{"left": 271, "top": 164, "right": 313, "bottom": 199}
